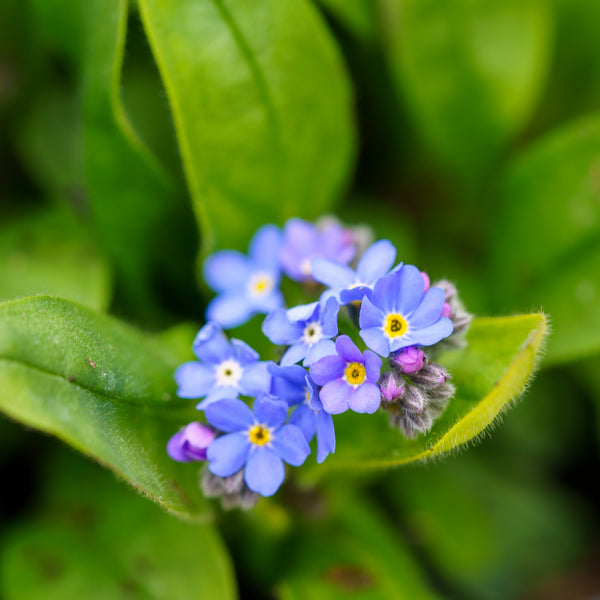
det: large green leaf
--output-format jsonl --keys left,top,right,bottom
{"left": 278, "top": 491, "right": 444, "bottom": 600}
{"left": 0, "top": 451, "right": 236, "bottom": 600}
{"left": 0, "top": 207, "right": 110, "bottom": 310}
{"left": 138, "top": 0, "right": 356, "bottom": 253}
{"left": 491, "top": 114, "right": 600, "bottom": 363}
{"left": 0, "top": 295, "right": 207, "bottom": 517}
{"left": 301, "top": 313, "right": 547, "bottom": 481}
{"left": 379, "top": 0, "right": 552, "bottom": 181}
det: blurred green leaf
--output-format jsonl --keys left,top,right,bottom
{"left": 301, "top": 314, "right": 547, "bottom": 481}
{"left": 0, "top": 295, "right": 207, "bottom": 517}
{"left": 383, "top": 453, "right": 588, "bottom": 600}
{"left": 317, "top": 0, "right": 377, "bottom": 40}
{"left": 138, "top": 0, "right": 356, "bottom": 253}
{"left": 0, "top": 451, "right": 236, "bottom": 600}
{"left": 492, "top": 114, "right": 600, "bottom": 364}
{"left": 0, "top": 206, "right": 109, "bottom": 310}
{"left": 379, "top": 0, "right": 552, "bottom": 182}
{"left": 278, "top": 492, "right": 445, "bottom": 600}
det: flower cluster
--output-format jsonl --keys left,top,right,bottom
{"left": 167, "top": 218, "right": 471, "bottom": 508}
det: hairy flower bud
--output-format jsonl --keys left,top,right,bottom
{"left": 401, "top": 384, "right": 427, "bottom": 413}
{"left": 390, "top": 345, "right": 426, "bottom": 374}
{"left": 428, "top": 382, "right": 456, "bottom": 404}
{"left": 379, "top": 371, "right": 405, "bottom": 402}
{"left": 409, "top": 363, "right": 448, "bottom": 389}
{"left": 201, "top": 468, "right": 259, "bottom": 510}
{"left": 389, "top": 409, "right": 433, "bottom": 438}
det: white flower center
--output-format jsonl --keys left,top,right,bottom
{"left": 215, "top": 359, "right": 242, "bottom": 387}
{"left": 300, "top": 258, "right": 313, "bottom": 276}
{"left": 302, "top": 321, "right": 323, "bottom": 345}
{"left": 247, "top": 272, "right": 274, "bottom": 298}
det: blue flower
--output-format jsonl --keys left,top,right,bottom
{"left": 311, "top": 239, "right": 398, "bottom": 304}
{"left": 269, "top": 364, "right": 335, "bottom": 464}
{"left": 309, "top": 335, "right": 382, "bottom": 414}
{"left": 279, "top": 218, "right": 356, "bottom": 282}
{"left": 205, "top": 396, "right": 310, "bottom": 497}
{"left": 204, "top": 225, "right": 284, "bottom": 328}
{"left": 359, "top": 265, "right": 453, "bottom": 357}
{"left": 262, "top": 297, "right": 339, "bottom": 366}
{"left": 174, "top": 323, "right": 271, "bottom": 410}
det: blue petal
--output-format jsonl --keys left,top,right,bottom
{"left": 244, "top": 447, "right": 285, "bottom": 496}
{"left": 280, "top": 343, "right": 309, "bottom": 366}
{"left": 356, "top": 239, "right": 396, "bottom": 284}
{"left": 262, "top": 309, "right": 300, "bottom": 345}
{"left": 272, "top": 424, "right": 311, "bottom": 466}
{"left": 311, "top": 258, "right": 356, "bottom": 288}
{"left": 174, "top": 362, "right": 215, "bottom": 398}
{"left": 359, "top": 327, "right": 391, "bottom": 357}
{"left": 206, "top": 294, "right": 253, "bottom": 329}
{"left": 397, "top": 264, "right": 425, "bottom": 315}
{"left": 231, "top": 338, "right": 260, "bottom": 365}
{"left": 192, "top": 323, "right": 231, "bottom": 364}
{"left": 409, "top": 317, "right": 454, "bottom": 347}
{"left": 286, "top": 301, "right": 318, "bottom": 322}
{"left": 335, "top": 335, "right": 363, "bottom": 363}
{"left": 203, "top": 251, "right": 248, "bottom": 293}
{"left": 252, "top": 288, "right": 284, "bottom": 314}
{"left": 409, "top": 286, "right": 446, "bottom": 327}
{"left": 240, "top": 362, "right": 272, "bottom": 396}
{"left": 348, "top": 383, "right": 381, "bottom": 414}
{"left": 253, "top": 395, "right": 289, "bottom": 428}
{"left": 249, "top": 225, "right": 282, "bottom": 271}
{"left": 205, "top": 398, "right": 254, "bottom": 431}
{"left": 303, "top": 339, "right": 336, "bottom": 366}
{"left": 268, "top": 363, "right": 308, "bottom": 388}
{"left": 320, "top": 296, "right": 340, "bottom": 337}
{"left": 289, "top": 404, "right": 316, "bottom": 442}
{"left": 207, "top": 432, "right": 250, "bottom": 477}
{"left": 370, "top": 270, "right": 399, "bottom": 314}
{"left": 319, "top": 379, "right": 351, "bottom": 414}
{"left": 359, "top": 296, "right": 384, "bottom": 329}
{"left": 309, "top": 354, "right": 345, "bottom": 386}
{"left": 196, "top": 386, "right": 238, "bottom": 410}
{"left": 340, "top": 286, "right": 371, "bottom": 305}
{"left": 364, "top": 350, "right": 382, "bottom": 383}
{"left": 315, "top": 411, "right": 335, "bottom": 464}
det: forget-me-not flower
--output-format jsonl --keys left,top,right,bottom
{"left": 359, "top": 265, "right": 453, "bottom": 357}
{"left": 205, "top": 395, "right": 310, "bottom": 497}
{"left": 204, "top": 225, "right": 284, "bottom": 328}
{"left": 175, "top": 323, "right": 271, "bottom": 410}
{"left": 309, "top": 335, "right": 382, "bottom": 415}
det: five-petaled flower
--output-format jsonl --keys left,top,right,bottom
{"left": 205, "top": 395, "right": 310, "bottom": 497}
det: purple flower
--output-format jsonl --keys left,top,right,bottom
{"left": 175, "top": 322, "right": 271, "bottom": 410}
{"left": 311, "top": 239, "right": 398, "bottom": 304}
{"left": 309, "top": 335, "right": 382, "bottom": 415}
{"left": 262, "top": 297, "right": 339, "bottom": 366}
{"left": 359, "top": 265, "right": 453, "bottom": 357}
{"left": 390, "top": 345, "right": 426, "bottom": 374}
{"left": 205, "top": 396, "right": 310, "bottom": 497}
{"left": 279, "top": 218, "right": 356, "bottom": 282}
{"left": 167, "top": 422, "right": 216, "bottom": 462}
{"left": 203, "top": 225, "right": 284, "bottom": 328}
{"left": 269, "top": 364, "right": 335, "bottom": 464}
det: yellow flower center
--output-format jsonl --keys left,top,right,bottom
{"left": 384, "top": 313, "right": 408, "bottom": 338}
{"left": 248, "top": 424, "right": 271, "bottom": 446}
{"left": 344, "top": 362, "right": 366, "bottom": 386}
{"left": 248, "top": 273, "right": 274, "bottom": 298}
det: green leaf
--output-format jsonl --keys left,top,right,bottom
{"left": 301, "top": 313, "right": 547, "bottom": 481}
{"left": 138, "top": 0, "right": 356, "bottom": 252}
{"left": 0, "top": 295, "right": 207, "bottom": 517}
{"left": 492, "top": 114, "right": 600, "bottom": 363}
{"left": 0, "top": 207, "right": 110, "bottom": 311}
{"left": 379, "top": 0, "right": 552, "bottom": 181}
{"left": 277, "top": 491, "right": 444, "bottom": 600}
{"left": 0, "top": 452, "right": 236, "bottom": 600}
{"left": 317, "top": 0, "right": 377, "bottom": 41}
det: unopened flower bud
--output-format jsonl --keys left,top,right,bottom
{"left": 401, "top": 384, "right": 427, "bottom": 413}
{"left": 409, "top": 363, "right": 449, "bottom": 389}
{"left": 421, "top": 271, "right": 431, "bottom": 292}
{"left": 435, "top": 279, "right": 457, "bottom": 303}
{"left": 201, "top": 468, "right": 259, "bottom": 510}
{"left": 390, "top": 346, "right": 426, "bottom": 374}
{"left": 379, "top": 371, "right": 405, "bottom": 402}
{"left": 428, "top": 382, "right": 456, "bottom": 404}
{"left": 390, "top": 409, "right": 433, "bottom": 438}
{"left": 442, "top": 302, "right": 452, "bottom": 318}
{"left": 167, "top": 422, "right": 216, "bottom": 462}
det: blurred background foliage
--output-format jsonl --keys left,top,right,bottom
{"left": 0, "top": 0, "right": 599, "bottom": 598}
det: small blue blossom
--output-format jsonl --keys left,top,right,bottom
{"left": 205, "top": 395, "right": 310, "bottom": 497}
{"left": 269, "top": 364, "right": 335, "bottom": 464}
{"left": 262, "top": 297, "right": 339, "bottom": 366}
{"left": 279, "top": 218, "right": 356, "bottom": 282}
{"left": 359, "top": 265, "right": 453, "bottom": 357}
{"left": 175, "top": 323, "right": 271, "bottom": 410}
{"left": 311, "top": 239, "right": 398, "bottom": 304}
{"left": 310, "top": 335, "right": 382, "bottom": 414}
{"left": 204, "top": 225, "right": 284, "bottom": 328}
